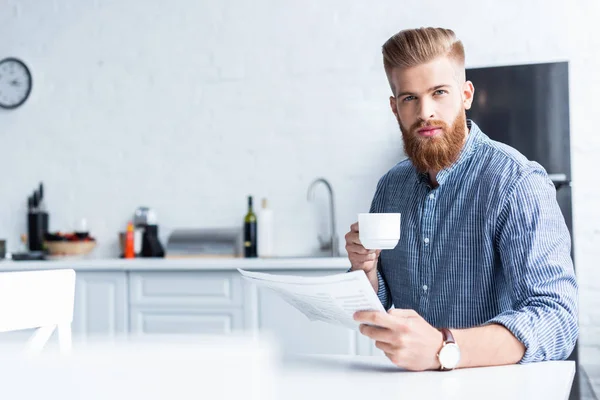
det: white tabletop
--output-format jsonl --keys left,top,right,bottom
{"left": 279, "top": 355, "right": 575, "bottom": 400}
{"left": 0, "top": 338, "right": 575, "bottom": 400}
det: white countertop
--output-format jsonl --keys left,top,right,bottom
{"left": 0, "top": 256, "right": 351, "bottom": 271}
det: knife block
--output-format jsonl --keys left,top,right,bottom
{"left": 28, "top": 211, "right": 48, "bottom": 252}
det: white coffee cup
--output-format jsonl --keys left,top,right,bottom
{"left": 358, "top": 213, "right": 401, "bottom": 250}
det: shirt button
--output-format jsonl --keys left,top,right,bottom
{"left": 423, "top": 285, "right": 428, "bottom": 291}
{"left": 429, "top": 193, "right": 435, "bottom": 199}
{"left": 424, "top": 238, "right": 430, "bottom": 244}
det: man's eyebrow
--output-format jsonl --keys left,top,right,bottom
{"left": 396, "top": 84, "right": 451, "bottom": 98}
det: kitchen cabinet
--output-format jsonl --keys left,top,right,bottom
{"left": 125, "top": 270, "right": 376, "bottom": 355}
{"left": 72, "top": 272, "right": 129, "bottom": 338}
{"left": 128, "top": 271, "right": 245, "bottom": 335}
{"left": 128, "top": 272, "right": 244, "bottom": 308}
{"left": 129, "top": 308, "right": 245, "bottom": 335}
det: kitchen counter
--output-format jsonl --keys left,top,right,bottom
{"left": 0, "top": 256, "right": 352, "bottom": 271}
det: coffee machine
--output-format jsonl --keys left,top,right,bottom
{"left": 133, "top": 207, "right": 164, "bottom": 258}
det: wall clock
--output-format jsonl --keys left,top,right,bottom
{"left": 0, "top": 58, "right": 32, "bottom": 109}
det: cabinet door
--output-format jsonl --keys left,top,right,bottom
{"left": 72, "top": 272, "right": 128, "bottom": 337}
{"left": 129, "top": 308, "right": 244, "bottom": 336}
{"left": 247, "top": 270, "right": 375, "bottom": 356}
{"left": 129, "top": 272, "right": 243, "bottom": 307}
{"left": 128, "top": 272, "right": 245, "bottom": 336}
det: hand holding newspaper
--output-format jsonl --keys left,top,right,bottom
{"left": 238, "top": 268, "right": 386, "bottom": 330}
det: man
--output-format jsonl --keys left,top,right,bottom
{"left": 346, "top": 27, "right": 578, "bottom": 371}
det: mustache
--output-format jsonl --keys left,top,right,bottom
{"left": 410, "top": 119, "right": 448, "bottom": 132}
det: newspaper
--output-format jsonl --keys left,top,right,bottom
{"left": 238, "top": 269, "right": 386, "bottom": 330}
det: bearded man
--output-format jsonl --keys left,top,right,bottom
{"left": 345, "top": 27, "right": 578, "bottom": 372}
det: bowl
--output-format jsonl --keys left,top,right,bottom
{"left": 45, "top": 240, "right": 96, "bottom": 257}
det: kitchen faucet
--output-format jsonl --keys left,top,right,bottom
{"left": 307, "top": 177, "right": 340, "bottom": 257}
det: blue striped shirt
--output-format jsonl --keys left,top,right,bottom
{"left": 371, "top": 120, "right": 578, "bottom": 363}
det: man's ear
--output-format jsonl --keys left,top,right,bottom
{"left": 463, "top": 81, "right": 475, "bottom": 110}
{"left": 389, "top": 95, "right": 400, "bottom": 120}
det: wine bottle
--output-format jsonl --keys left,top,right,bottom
{"left": 243, "top": 196, "right": 258, "bottom": 258}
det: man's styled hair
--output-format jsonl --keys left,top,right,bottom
{"left": 382, "top": 27, "right": 466, "bottom": 93}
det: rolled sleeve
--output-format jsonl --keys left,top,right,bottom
{"left": 489, "top": 168, "right": 578, "bottom": 363}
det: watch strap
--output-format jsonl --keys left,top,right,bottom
{"left": 440, "top": 328, "right": 455, "bottom": 344}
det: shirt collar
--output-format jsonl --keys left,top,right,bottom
{"left": 415, "top": 119, "right": 483, "bottom": 186}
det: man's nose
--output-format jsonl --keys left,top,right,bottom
{"left": 417, "top": 98, "right": 435, "bottom": 121}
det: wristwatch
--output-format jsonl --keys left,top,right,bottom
{"left": 437, "top": 328, "right": 460, "bottom": 370}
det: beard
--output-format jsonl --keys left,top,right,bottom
{"left": 399, "top": 111, "right": 467, "bottom": 173}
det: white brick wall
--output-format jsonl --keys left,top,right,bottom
{"left": 1, "top": 0, "right": 599, "bottom": 361}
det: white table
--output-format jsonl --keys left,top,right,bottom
{"left": 279, "top": 355, "right": 575, "bottom": 400}
{"left": 0, "top": 337, "right": 575, "bottom": 400}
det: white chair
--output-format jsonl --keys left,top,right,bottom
{"left": 0, "top": 268, "right": 76, "bottom": 354}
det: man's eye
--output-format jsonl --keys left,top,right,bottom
{"left": 402, "top": 96, "right": 415, "bottom": 102}
{"left": 434, "top": 90, "right": 447, "bottom": 95}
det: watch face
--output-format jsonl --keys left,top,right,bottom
{"left": 439, "top": 343, "right": 461, "bottom": 369}
{"left": 0, "top": 58, "right": 32, "bottom": 109}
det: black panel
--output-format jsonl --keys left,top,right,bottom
{"left": 467, "top": 61, "right": 571, "bottom": 178}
